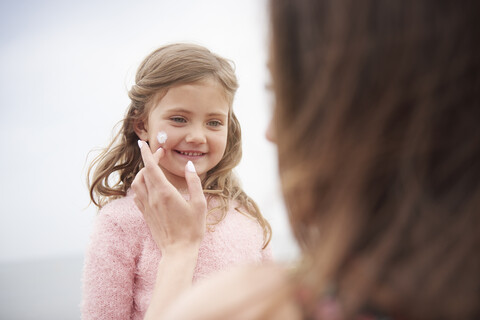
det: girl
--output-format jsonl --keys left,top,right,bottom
{"left": 82, "top": 43, "right": 272, "bottom": 320}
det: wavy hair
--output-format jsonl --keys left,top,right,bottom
{"left": 270, "top": 0, "right": 479, "bottom": 318}
{"left": 87, "top": 43, "right": 271, "bottom": 248}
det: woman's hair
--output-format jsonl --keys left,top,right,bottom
{"left": 88, "top": 43, "right": 271, "bottom": 247}
{"left": 270, "top": 0, "right": 479, "bottom": 318}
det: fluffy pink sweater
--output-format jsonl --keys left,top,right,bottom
{"left": 82, "top": 191, "right": 271, "bottom": 320}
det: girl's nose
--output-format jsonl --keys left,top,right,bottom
{"left": 185, "top": 126, "right": 207, "bottom": 144}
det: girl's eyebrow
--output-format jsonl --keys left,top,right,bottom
{"left": 164, "top": 107, "right": 192, "bottom": 114}
{"left": 165, "top": 107, "right": 228, "bottom": 118}
{"left": 207, "top": 111, "right": 228, "bottom": 118}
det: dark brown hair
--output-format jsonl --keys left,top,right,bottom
{"left": 270, "top": 0, "right": 480, "bottom": 318}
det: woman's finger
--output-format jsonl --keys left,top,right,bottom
{"left": 133, "top": 169, "right": 147, "bottom": 193}
{"left": 185, "top": 161, "right": 206, "bottom": 210}
{"left": 138, "top": 140, "right": 169, "bottom": 191}
{"left": 133, "top": 195, "right": 146, "bottom": 214}
{"left": 138, "top": 140, "right": 162, "bottom": 172}
{"left": 153, "top": 147, "right": 165, "bottom": 164}
{"left": 132, "top": 169, "right": 148, "bottom": 208}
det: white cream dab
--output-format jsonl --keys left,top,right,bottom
{"left": 157, "top": 131, "right": 168, "bottom": 144}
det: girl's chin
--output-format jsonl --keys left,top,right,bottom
{"left": 159, "top": 161, "right": 209, "bottom": 180}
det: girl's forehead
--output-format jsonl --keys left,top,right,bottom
{"left": 148, "top": 80, "right": 231, "bottom": 115}
{"left": 151, "top": 77, "right": 228, "bottom": 101}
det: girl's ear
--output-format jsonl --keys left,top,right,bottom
{"left": 133, "top": 119, "right": 149, "bottom": 140}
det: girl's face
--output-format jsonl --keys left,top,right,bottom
{"left": 137, "top": 78, "right": 229, "bottom": 189}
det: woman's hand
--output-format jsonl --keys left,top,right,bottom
{"left": 132, "top": 140, "right": 207, "bottom": 254}
{"left": 132, "top": 141, "right": 207, "bottom": 318}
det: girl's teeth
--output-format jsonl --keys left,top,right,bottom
{"left": 180, "top": 151, "right": 202, "bottom": 156}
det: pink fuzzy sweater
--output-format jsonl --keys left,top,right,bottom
{"left": 82, "top": 191, "right": 271, "bottom": 320}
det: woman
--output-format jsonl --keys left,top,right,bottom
{"left": 134, "top": 0, "right": 480, "bottom": 319}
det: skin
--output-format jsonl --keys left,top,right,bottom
{"left": 265, "top": 115, "right": 276, "bottom": 143}
{"left": 135, "top": 78, "right": 229, "bottom": 190}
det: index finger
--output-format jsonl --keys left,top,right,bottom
{"left": 138, "top": 140, "right": 169, "bottom": 186}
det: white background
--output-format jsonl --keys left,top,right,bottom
{"left": 0, "top": 0, "right": 298, "bottom": 265}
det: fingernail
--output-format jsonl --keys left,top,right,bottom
{"left": 138, "top": 140, "right": 143, "bottom": 148}
{"left": 186, "top": 161, "right": 196, "bottom": 173}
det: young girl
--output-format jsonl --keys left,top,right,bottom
{"left": 82, "top": 43, "right": 272, "bottom": 320}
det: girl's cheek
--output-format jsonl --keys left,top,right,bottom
{"left": 156, "top": 130, "right": 173, "bottom": 151}
{"left": 214, "top": 133, "right": 229, "bottom": 153}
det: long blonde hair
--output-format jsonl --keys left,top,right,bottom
{"left": 87, "top": 43, "right": 271, "bottom": 248}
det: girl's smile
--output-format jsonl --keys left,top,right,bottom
{"left": 174, "top": 150, "right": 206, "bottom": 158}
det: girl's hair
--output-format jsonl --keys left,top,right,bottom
{"left": 270, "top": 0, "right": 479, "bottom": 318}
{"left": 87, "top": 43, "right": 271, "bottom": 248}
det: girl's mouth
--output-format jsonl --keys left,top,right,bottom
{"left": 175, "top": 150, "right": 206, "bottom": 157}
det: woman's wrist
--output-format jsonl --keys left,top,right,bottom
{"left": 161, "top": 243, "right": 200, "bottom": 262}
{"left": 161, "top": 240, "right": 202, "bottom": 259}
{"left": 144, "top": 241, "right": 202, "bottom": 319}
{"left": 158, "top": 242, "right": 202, "bottom": 280}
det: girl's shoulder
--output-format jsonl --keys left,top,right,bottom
{"left": 208, "top": 198, "right": 262, "bottom": 230}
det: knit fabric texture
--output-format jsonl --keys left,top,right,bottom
{"left": 81, "top": 191, "right": 272, "bottom": 320}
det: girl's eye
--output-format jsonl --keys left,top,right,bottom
{"left": 207, "top": 120, "right": 222, "bottom": 127}
{"left": 170, "top": 117, "right": 187, "bottom": 123}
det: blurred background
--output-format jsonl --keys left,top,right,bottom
{"left": 0, "top": 0, "right": 298, "bottom": 318}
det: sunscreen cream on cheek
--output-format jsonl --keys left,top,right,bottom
{"left": 157, "top": 131, "right": 168, "bottom": 144}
